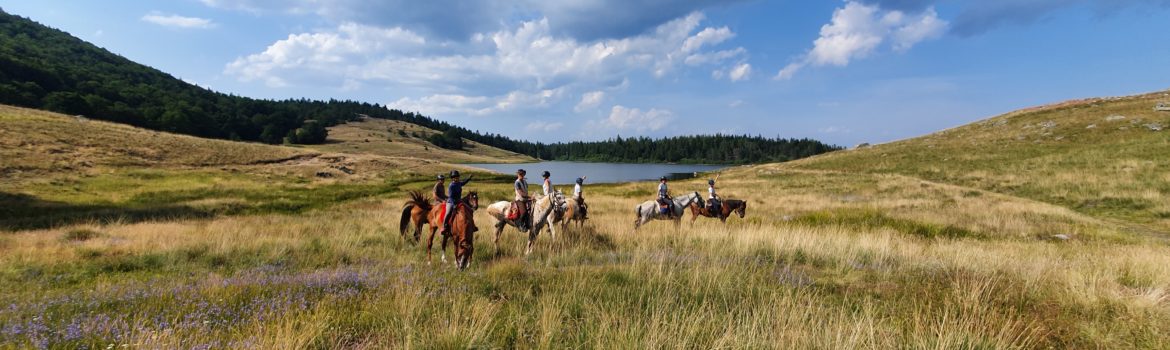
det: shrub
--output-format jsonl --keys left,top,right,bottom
{"left": 62, "top": 228, "right": 102, "bottom": 242}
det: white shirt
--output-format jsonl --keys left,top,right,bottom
{"left": 543, "top": 179, "right": 552, "bottom": 196}
{"left": 573, "top": 183, "right": 582, "bottom": 198}
{"left": 708, "top": 186, "right": 717, "bottom": 200}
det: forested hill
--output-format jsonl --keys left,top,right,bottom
{"left": 0, "top": 9, "right": 840, "bottom": 164}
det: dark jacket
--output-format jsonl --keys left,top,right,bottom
{"left": 447, "top": 176, "right": 472, "bottom": 204}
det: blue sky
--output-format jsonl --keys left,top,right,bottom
{"left": 3, "top": 0, "right": 1169, "bottom": 146}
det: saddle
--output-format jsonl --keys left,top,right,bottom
{"left": 657, "top": 198, "right": 673, "bottom": 215}
{"left": 707, "top": 199, "right": 721, "bottom": 213}
{"left": 507, "top": 200, "right": 530, "bottom": 221}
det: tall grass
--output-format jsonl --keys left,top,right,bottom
{"left": 2, "top": 172, "right": 1167, "bottom": 348}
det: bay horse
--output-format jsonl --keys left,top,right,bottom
{"left": 633, "top": 192, "right": 703, "bottom": 231}
{"left": 485, "top": 192, "right": 562, "bottom": 255}
{"left": 425, "top": 191, "right": 479, "bottom": 268}
{"left": 688, "top": 199, "right": 747, "bottom": 224}
{"left": 399, "top": 190, "right": 442, "bottom": 242}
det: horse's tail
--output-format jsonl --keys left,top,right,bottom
{"left": 399, "top": 203, "right": 415, "bottom": 236}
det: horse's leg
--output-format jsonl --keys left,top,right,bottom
{"left": 526, "top": 228, "right": 537, "bottom": 256}
{"left": 425, "top": 226, "right": 436, "bottom": 265}
{"left": 493, "top": 220, "right": 505, "bottom": 255}
{"left": 440, "top": 234, "right": 450, "bottom": 264}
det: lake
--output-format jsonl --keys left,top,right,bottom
{"left": 465, "top": 161, "right": 729, "bottom": 185}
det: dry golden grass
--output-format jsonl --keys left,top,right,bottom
{"left": 2, "top": 171, "right": 1168, "bottom": 348}
{"left": 791, "top": 90, "right": 1170, "bottom": 232}
{"left": 308, "top": 116, "right": 534, "bottom": 164}
{"left": 3, "top": 96, "right": 1170, "bottom": 348}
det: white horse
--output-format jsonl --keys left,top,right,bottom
{"left": 633, "top": 192, "right": 703, "bottom": 231}
{"left": 485, "top": 192, "right": 563, "bottom": 255}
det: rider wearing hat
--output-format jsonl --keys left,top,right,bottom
{"left": 513, "top": 169, "right": 531, "bottom": 231}
{"left": 439, "top": 170, "right": 473, "bottom": 235}
{"left": 574, "top": 176, "right": 588, "bottom": 218}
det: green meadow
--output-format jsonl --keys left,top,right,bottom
{"left": 2, "top": 93, "right": 1170, "bottom": 348}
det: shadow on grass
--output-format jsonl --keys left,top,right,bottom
{"left": 0, "top": 192, "right": 219, "bottom": 231}
{"left": 1, "top": 179, "right": 413, "bottom": 231}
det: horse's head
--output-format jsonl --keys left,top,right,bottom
{"left": 735, "top": 201, "right": 747, "bottom": 218}
{"left": 464, "top": 191, "right": 479, "bottom": 211}
{"left": 455, "top": 232, "right": 474, "bottom": 270}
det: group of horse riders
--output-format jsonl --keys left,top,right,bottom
{"left": 434, "top": 169, "right": 590, "bottom": 234}
{"left": 430, "top": 168, "right": 724, "bottom": 234}
{"left": 657, "top": 176, "right": 721, "bottom": 218}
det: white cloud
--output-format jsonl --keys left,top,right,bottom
{"left": 600, "top": 105, "right": 674, "bottom": 132}
{"left": 684, "top": 47, "right": 746, "bottom": 66}
{"left": 226, "top": 23, "right": 427, "bottom": 87}
{"left": 525, "top": 121, "right": 565, "bottom": 132}
{"left": 387, "top": 88, "right": 567, "bottom": 117}
{"left": 775, "top": 1, "right": 947, "bottom": 79}
{"left": 387, "top": 94, "right": 491, "bottom": 116}
{"left": 729, "top": 100, "right": 744, "bottom": 108}
{"left": 228, "top": 12, "right": 748, "bottom": 102}
{"left": 574, "top": 91, "right": 606, "bottom": 112}
{"left": 892, "top": 8, "right": 946, "bottom": 51}
{"left": 728, "top": 63, "right": 751, "bottom": 81}
{"left": 141, "top": 13, "right": 217, "bottom": 29}
{"left": 681, "top": 26, "right": 734, "bottom": 53}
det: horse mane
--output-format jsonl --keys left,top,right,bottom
{"left": 404, "top": 190, "right": 431, "bottom": 211}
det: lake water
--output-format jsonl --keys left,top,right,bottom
{"left": 466, "top": 161, "right": 729, "bottom": 185}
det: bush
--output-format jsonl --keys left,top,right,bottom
{"left": 62, "top": 228, "right": 102, "bottom": 242}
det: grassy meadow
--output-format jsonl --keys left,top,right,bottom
{"left": 2, "top": 96, "right": 1170, "bottom": 348}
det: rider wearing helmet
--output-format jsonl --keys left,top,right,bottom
{"left": 513, "top": 169, "right": 531, "bottom": 231}
{"left": 574, "top": 176, "right": 588, "bottom": 218}
{"left": 433, "top": 174, "right": 447, "bottom": 204}
{"left": 707, "top": 179, "right": 721, "bottom": 214}
{"left": 541, "top": 171, "right": 553, "bottom": 197}
{"left": 440, "top": 170, "right": 473, "bottom": 235}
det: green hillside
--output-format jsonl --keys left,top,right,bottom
{"left": 0, "top": 9, "right": 837, "bottom": 164}
{"left": 790, "top": 91, "right": 1170, "bottom": 231}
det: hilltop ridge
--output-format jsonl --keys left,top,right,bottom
{"left": 784, "top": 90, "right": 1170, "bottom": 231}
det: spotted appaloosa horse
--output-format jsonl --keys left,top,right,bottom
{"left": 633, "top": 192, "right": 703, "bottom": 231}
{"left": 485, "top": 192, "right": 562, "bottom": 255}
{"left": 423, "top": 192, "right": 479, "bottom": 268}
{"left": 688, "top": 199, "right": 747, "bottom": 224}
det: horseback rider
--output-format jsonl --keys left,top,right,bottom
{"left": 513, "top": 169, "right": 531, "bottom": 231}
{"left": 439, "top": 170, "right": 472, "bottom": 235}
{"left": 574, "top": 176, "right": 588, "bottom": 218}
{"left": 541, "top": 171, "right": 553, "bottom": 197}
{"left": 706, "top": 179, "right": 721, "bottom": 214}
{"left": 657, "top": 176, "right": 673, "bottom": 218}
{"left": 432, "top": 174, "right": 447, "bottom": 204}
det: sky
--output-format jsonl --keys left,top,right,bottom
{"left": 2, "top": 0, "right": 1169, "bottom": 146}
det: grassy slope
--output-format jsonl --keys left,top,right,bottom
{"left": 0, "top": 105, "right": 498, "bottom": 231}
{"left": 1, "top": 97, "right": 1169, "bottom": 348}
{"left": 790, "top": 90, "right": 1170, "bottom": 232}
{"left": 309, "top": 117, "right": 535, "bottom": 164}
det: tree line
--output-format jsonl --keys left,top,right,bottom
{"left": 0, "top": 10, "right": 840, "bottom": 163}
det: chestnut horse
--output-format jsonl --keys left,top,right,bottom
{"left": 425, "top": 192, "right": 479, "bottom": 268}
{"left": 399, "top": 190, "right": 441, "bottom": 242}
{"left": 688, "top": 199, "right": 747, "bottom": 224}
